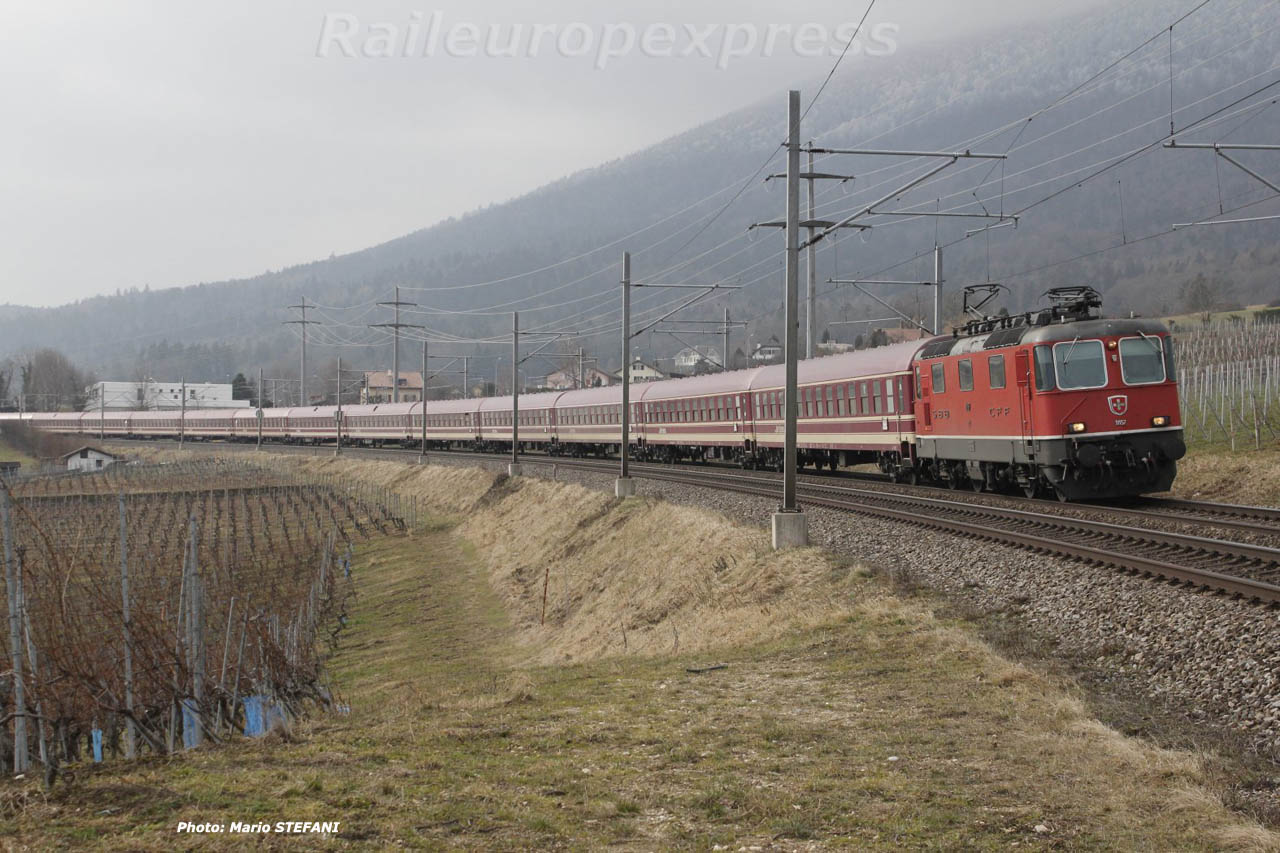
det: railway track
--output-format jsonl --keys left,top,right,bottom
{"left": 139, "top": 439, "right": 1280, "bottom": 606}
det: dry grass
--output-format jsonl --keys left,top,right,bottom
{"left": 1171, "top": 446, "right": 1280, "bottom": 506}
{"left": 0, "top": 435, "right": 38, "bottom": 469}
{"left": 22, "top": 446, "right": 1272, "bottom": 850}
{"left": 456, "top": 475, "right": 865, "bottom": 664}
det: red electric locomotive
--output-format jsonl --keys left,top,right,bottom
{"left": 913, "top": 286, "right": 1185, "bottom": 500}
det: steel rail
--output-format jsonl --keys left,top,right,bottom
{"left": 133, "top": 439, "right": 1280, "bottom": 604}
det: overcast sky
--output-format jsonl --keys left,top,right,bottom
{"left": 0, "top": 0, "right": 1109, "bottom": 307}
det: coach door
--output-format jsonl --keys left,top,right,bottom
{"left": 1015, "top": 349, "right": 1035, "bottom": 454}
{"left": 738, "top": 393, "right": 753, "bottom": 449}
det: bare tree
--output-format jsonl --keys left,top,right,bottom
{"left": 20, "top": 348, "right": 91, "bottom": 411}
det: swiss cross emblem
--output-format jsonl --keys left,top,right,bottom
{"left": 1107, "top": 395, "right": 1128, "bottom": 416}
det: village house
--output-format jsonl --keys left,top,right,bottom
{"left": 361, "top": 371, "right": 424, "bottom": 403}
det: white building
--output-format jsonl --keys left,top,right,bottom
{"left": 626, "top": 359, "right": 667, "bottom": 383}
{"left": 361, "top": 371, "right": 423, "bottom": 403}
{"left": 84, "top": 381, "right": 249, "bottom": 412}
{"left": 750, "top": 337, "right": 783, "bottom": 364}
{"left": 61, "top": 446, "right": 121, "bottom": 472}
{"left": 673, "top": 346, "right": 722, "bottom": 372}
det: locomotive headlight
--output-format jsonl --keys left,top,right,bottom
{"left": 1151, "top": 415, "right": 1170, "bottom": 427}
{"left": 1067, "top": 421, "right": 1087, "bottom": 434}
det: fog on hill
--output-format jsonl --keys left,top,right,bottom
{"left": 0, "top": 0, "right": 1276, "bottom": 389}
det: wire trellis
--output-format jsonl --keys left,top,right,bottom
{"left": 0, "top": 458, "right": 411, "bottom": 779}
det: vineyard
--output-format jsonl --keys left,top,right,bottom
{"left": 1, "top": 458, "right": 409, "bottom": 779}
{"left": 1173, "top": 317, "right": 1280, "bottom": 450}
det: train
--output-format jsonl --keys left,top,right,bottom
{"left": 0, "top": 287, "right": 1185, "bottom": 501}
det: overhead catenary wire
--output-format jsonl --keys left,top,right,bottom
{"left": 279, "top": 0, "right": 1278, "bottom": 359}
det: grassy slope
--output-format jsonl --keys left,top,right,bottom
{"left": 1172, "top": 445, "right": 1280, "bottom": 506}
{"left": 5, "top": 495, "right": 1275, "bottom": 850}
{"left": 0, "top": 436, "right": 36, "bottom": 469}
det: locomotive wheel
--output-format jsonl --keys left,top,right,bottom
{"left": 970, "top": 476, "right": 984, "bottom": 493}
{"left": 1022, "top": 479, "right": 1041, "bottom": 499}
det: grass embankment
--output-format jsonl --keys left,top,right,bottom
{"left": 6, "top": 454, "right": 1277, "bottom": 849}
{"left": 1173, "top": 445, "right": 1280, "bottom": 506}
{"left": 0, "top": 435, "right": 37, "bottom": 469}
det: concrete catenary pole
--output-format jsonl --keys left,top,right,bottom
{"left": 806, "top": 146, "right": 817, "bottom": 359}
{"left": 335, "top": 357, "right": 342, "bottom": 457}
{"left": 393, "top": 287, "right": 401, "bottom": 403}
{"left": 285, "top": 297, "right": 318, "bottom": 406}
{"left": 933, "top": 245, "right": 944, "bottom": 335}
{"left": 616, "top": 252, "right": 635, "bottom": 497}
{"left": 179, "top": 378, "right": 186, "bottom": 447}
{"left": 773, "top": 89, "right": 808, "bottom": 549}
{"left": 419, "top": 340, "right": 428, "bottom": 463}
{"left": 371, "top": 288, "right": 421, "bottom": 403}
{"left": 256, "top": 368, "right": 264, "bottom": 450}
{"left": 509, "top": 313, "right": 521, "bottom": 477}
{"left": 723, "top": 308, "right": 731, "bottom": 372}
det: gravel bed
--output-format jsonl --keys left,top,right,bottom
{"left": 427, "top": 453, "right": 1280, "bottom": 766}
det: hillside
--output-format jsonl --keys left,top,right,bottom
{"left": 2, "top": 0, "right": 1276, "bottom": 385}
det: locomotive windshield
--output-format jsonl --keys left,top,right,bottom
{"left": 1119, "top": 336, "right": 1166, "bottom": 385}
{"left": 1052, "top": 339, "right": 1107, "bottom": 389}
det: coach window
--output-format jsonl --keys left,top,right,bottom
{"left": 885, "top": 379, "right": 896, "bottom": 413}
{"left": 931, "top": 362, "right": 946, "bottom": 394}
{"left": 816, "top": 389, "right": 826, "bottom": 418}
{"left": 1119, "top": 336, "right": 1166, "bottom": 385}
{"left": 958, "top": 358, "right": 974, "bottom": 391}
{"left": 988, "top": 355, "right": 1006, "bottom": 390}
{"left": 836, "top": 385, "right": 846, "bottom": 416}
{"left": 1053, "top": 339, "right": 1107, "bottom": 390}
{"left": 825, "top": 385, "right": 834, "bottom": 416}
{"left": 873, "top": 382, "right": 883, "bottom": 414}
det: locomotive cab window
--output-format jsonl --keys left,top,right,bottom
{"left": 1033, "top": 345, "right": 1056, "bottom": 391}
{"left": 930, "top": 362, "right": 945, "bottom": 394}
{"left": 957, "top": 359, "right": 974, "bottom": 391}
{"left": 1052, "top": 339, "right": 1107, "bottom": 390}
{"left": 988, "top": 355, "right": 1006, "bottom": 390}
{"left": 1119, "top": 336, "right": 1166, "bottom": 385}
{"left": 1163, "top": 336, "right": 1178, "bottom": 382}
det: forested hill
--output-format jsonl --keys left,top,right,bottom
{"left": 2, "top": 0, "right": 1276, "bottom": 384}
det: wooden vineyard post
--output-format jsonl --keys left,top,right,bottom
{"left": 2, "top": 490, "right": 29, "bottom": 774}
{"left": 187, "top": 516, "right": 205, "bottom": 748}
{"left": 119, "top": 495, "right": 136, "bottom": 759}
{"left": 2, "top": 489, "right": 29, "bottom": 773}
{"left": 19, "top": 553, "right": 49, "bottom": 769}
